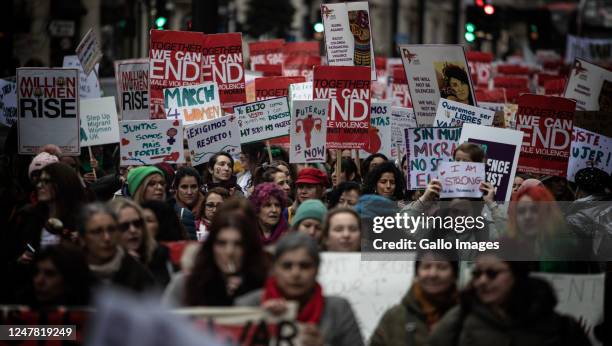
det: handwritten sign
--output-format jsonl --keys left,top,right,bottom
{"left": 80, "top": 97, "right": 120, "bottom": 147}
{"left": 119, "top": 119, "right": 184, "bottom": 165}
{"left": 114, "top": 58, "right": 149, "bottom": 120}
{"left": 185, "top": 116, "right": 241, "bottom": 166}
{"left": 564, "top": 58, "right": 612, "bottom": 112}
{"left": 437, "top": 161, "right": 485, "bottom": 198}
{"left": 567, "top": 127, "right": 612, "bottom": 182}
{"left": 0, "top": 79, "right": 16, "bottom": 127}
{"left": 63, "top": 55, "right": 101, "bottom": 99}
{"left": 234, "top": 96, "right": 290, "bottom": 143}
{"left": 75, "top": 28, "right": 103, "bottom": 75}
{"left": 390, "top": 106, "right": 417, "bottom": 159}
{"left": 360, "top": 101, "right": 392, "bottom": 158}
{"left": 164, "top": 82, "right": 222, "bottom": 124}
{"left": 434, "top": 98, "right": 494, "bottom": 127}
{"left": 290, "top": 99, "right": 328, "bottom": 163}
{"left": 406, "top": 127, "right": 461, "bottom": 189}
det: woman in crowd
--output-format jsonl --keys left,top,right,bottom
{"left": 428, "top": 250, "right": 590, "bottom": 346}
{"left": 127, "top": 166, "right": 167, "bottom": 205}
{"left": 78, "top": 203, "right": 155, "bottom": 292}
{"left": 141, "top": 200, "right": 188, "bottom": 241}
{"left": 331, "top": 158, "right": 361, "bottom": 187}
{"left": 371, "top": 250, "right": 459, "bottom": 346}
{"left": 249, "top": 182, "right": 289, "bottom": 245}
{"left": 204, "top": 152, "right": 242, "bottom": 196}
{"left": 252, "top": 166, "right": 292, "bottom": 198}
{"left": 362, "top": 161, "right": 406, "bottom": 203}
{"left": 236, "top": 232, "right": 364, "bottom": 346}
{"left": 285, "top": 168, "right": 329, "bottom": 224}
{"left": 291, "top": 199, "right": 327, "bottom": 243}
{"left": 327, "top": 181, "right": 361, "bottom": 209}
{"left": 361, "top": 153, "right": 388, "bottom": 180}
{"left": 322, "top": 208, "right": 362, "bottom": 252}
{"left": 171, "top": 167, "right": 205, "bottom": 240}
{"left": 196, "top": 187, "right": 230, "bottom": 241}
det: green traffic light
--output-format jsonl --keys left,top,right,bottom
{"left": 465, "top": 32, "right": 476, "bottom": 42}
{"left": 155, "top": 16, "right": 167, "bottom": 29}
{"left": 465, "top": 23, "right": 476, "bottom": 33}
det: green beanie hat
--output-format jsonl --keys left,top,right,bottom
{"left": 292, "top": 200, "right": 327, "bottom": 227}
{"left": 127, "top": 166, "right": 164, "bottom": 197}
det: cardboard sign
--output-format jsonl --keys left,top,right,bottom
{"left": 202, "top": 33, "right": 246, "bottom": 109}
{"left": 149, "top": 30, "right": 204, "bottom": 119}
{"left": 321, "top": 1, "right": 376, "bottom": 80}
{"left": 290, "top": 99, "right": 329, "bottom": 163}
{"left": 434, "top": 98, "right": 494, "bottom": 127}
{"left": 313, "top": 65, "right": 371, "bottom": 149}
{"left": 114, "top": 58, "right": 149, "bottom": 120}
{"left": 389, "top": 65, "right": 412, "bottom": 108}
{"left": 119, "top": 119, "right": 184, "bottom": 165}
{"left": 63, "top": 55, "right": 102, "bottom": 99}
{"left": 359, "top": 101, "right": 392, "bottom": 158}
{"left": 0, "top": 79, "right": 17, "bottom": 127}
{"left": 564, "top": 58, "right": 612, "bottom": 111}
{"left": 437, "top": 161, "right": 485, "bottom": 198}
{"left": 399, "top": 45, "right": 476, "bottom": 126}
{"left": 17, "top": 68, "right": 80, "bottom": 155}
{"left": 515, "top": 94, "right": 576, "bottom": 177}
{"left": 565, "top": 35, "right": 612, "bottom": 64}
{"left": 466, "top": 51, "right": 493, "bottom": 86}
{"left": 567, "top": 127, "right": 612, "bottom": 182}
{"left": 288, "top": 82, "right": 313, "bottom": 105}
{"left": 185, "top": 115, "right": 241, "bottom": 166}
{"left": 390, "top": 106, "right": 417, "bottom": 159}
{"left": 405, "top": 127, "right": 461, "bottom": 189}
{"left": 234, "top": 96, "right": 291, "bottom": 143}
{"left": 318, "top": 252, "right": 414, "bottom": 340}
{"left": 249, "top": 39, "right": 284, "bottom": 75}
{"left": 75, "top": 28, "right": 103, "bottom": 75}
{"left": 254, "top": 76, "right": 305, "bottom": 101}
{"left": 80, "top": 97, "right": 120, "bottom": 147}
{"left": 459, "top": 124, "right": 524, "bottom": 202}
{"left": 283, "top": 41, "right": 320, "bottom": 80}
{"left": 164, "top": 82, "right": 222, "bottom": 124}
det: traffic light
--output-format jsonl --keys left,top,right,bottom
{"left": 465, "top": 22, "right": 476, "bottom": 42}
{"left": 313, "top": 22, "right": 324, "bottom": 33}
{"left": 155, "top": 0, "right": 169, "bottom": 30}
{"left": 484, "top": 4, "right": 495, "bottom": 15}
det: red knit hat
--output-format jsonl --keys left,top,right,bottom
{"left": 295, "top": 168, "right": 329, "bottom": 187}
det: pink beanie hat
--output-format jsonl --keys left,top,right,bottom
{"left": 28, "top": 152, "right": 59, "bottom": 177}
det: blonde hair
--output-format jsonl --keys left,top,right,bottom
{"left": 132, "top": 173, "right": 166, "bottom": 205}
{"left": 108, "top": 198, "right": 156, "bottom": 264}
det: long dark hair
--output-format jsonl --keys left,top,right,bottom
{"left": 362, "top": 161, "right": 406, "bottom": 201}
{"left": 203, "top": 152, "right": 234, "bottom": 184}
{"left": 41, "top": 162, "right": 86, "bottom": 230}
{"left": 140, "top": 200, "right": 188, "bottom": 241}
{"left": 184, "top": 213, "right": 267, "bottom": 306}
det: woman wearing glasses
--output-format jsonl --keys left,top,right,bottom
{"left": 196, "top": 187, "right": 229, "bottom": 241}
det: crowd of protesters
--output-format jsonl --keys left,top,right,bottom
{"left": 1, "top": 132, "right": 610, "bottom": 345}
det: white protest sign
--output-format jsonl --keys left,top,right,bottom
{"left": 185, "top": 116, "right": 241, "bottom": 167}
{"left": 390, "top": 106, "right": 417, "bottom": 160}
{"left": 114, "top": 59, "right": 149, "bottom": 120}
{"left": 567, "top": 127, "right": 612, "bottom": 182}
{"left": 288, "top": 82, "right": 313, "bottom": 104}
{"left": 75, "top": 28, "right": 103, "bottom": 76}
{"left": 79, "top": 97, "right": 120, "bottom": 147}
{"left": 17, "top": 68, "right": 80, "bottom": 155}
{"left": 63, "top": 55, "right": 101, "bottom": 99}
{"left": 478, "top": 102, "right": 505, "bottom": 113}
{"left": 164, "top": 82, "right": 222, "bottom": 124}
{"left": 564, "top": 58, "right": 612, "bottom": 111}
{"left": 290, "top": 99, "right": 328, "bottom": 163}
{"left": 0, "top": 79, "right": 17, "bottom": 127}
{"left": 321, "top": 1, "right": 376, "bottom": 80}
{"left": 119, "top": 119, "right": 184, "bottom": 165}
{"left": 434, "top": 98, "right": 494, "bottom": 127}
{"left": 399, "top": 45, "right": 475, "bottom": 127}
{"left": 234, "top": 96, "right": 291, "bottom": 143}
{"left": 406, "top": 127, "right": 461, "bottom": 189}
{"left": 437, "top": 161, "right": 485, "bottom": 198}
{"left": 360, "top": 101, "right": 392, "bottom": 158}
{"left": 318, "top": 253, "right": 414, "bottom": 341}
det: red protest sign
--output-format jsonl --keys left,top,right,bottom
{"left": 283, "top": 42, "right": 320, "bottom": 80}
{"left": 149, "top": 30, "right": 204, "bottom": 119}
{"left": 543, "top": 79, "right": 566, "bottom": 96}
{"left": 202, "top": 33, "right": 246, "bottom": 109}
{"left": 313, "top": 66, "right": 371, "bottom": 149}
{"left": 249, "top": 39, "right": 284, "bottom": 76}
{"left": 255, "top": 76, "right": 305, "bottom": 101}
{"left": 466, "top": 51, "right": 493, "bottom": 86}
{"left": 390, "top": 66, "right": 411, "bottom": 108}
{"left": 515, "top": 94, "right": 576, "bottom": 177}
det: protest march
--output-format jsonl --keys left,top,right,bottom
{"left": 1, "top": 1, "right": 612, "bottom": 345}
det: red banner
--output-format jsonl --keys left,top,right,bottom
{"left": 249, "top": 39, "right": 284, "bottom": 76}
{"left": 543, "top": 79, "right": 566, "bottom": 96}
{"left": 201, "top": 33, "right": 246, "bottom": 109}
{"left": 149, "top": 30, "right": 204, "bottom": 119}
{"left": 390, "top": 66, "right": 411, "bottom": 107}
{"left": 466, "top": 51, "right": 493, "bottom": 86}
{"left": 283, "top": 42, "right": 320, "bottom": 80}
{"left": 515, "top": 94, "right": 576, "bottom": 177}
{"left": 313, "top": 66, "right": 371, "bottom": 149}
{"left": 254, "top": 76, "right": 305, "bottom": 101}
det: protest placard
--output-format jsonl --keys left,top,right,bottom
{"left": 515, "top": 94, "right": 576, "bottom": 177}
{"left": 437, "top": 161, "right": 485, "bottom": 198}
{"left": 202, "top": 33, "right": 246, "bottom": 109}
{"left": 389, "top": 65, "right": 412, "bottom": 108}
{"left": 283, "top": 41, "right": 321, "bottom": 80}
{"left": 564, "top": 58, "right": 612, "bottom": 111}
{"left": 360, "top": 101, "right": 392, "bottom": 158}
{"left": 17, "top": 68, "right": 80, "bottom": 155}
{"left": 114, "top": 58, "right": 149, "bottom": 120}
{"left": 149, "top": 30, "right": 204, "bottom": 119}
{"left": 164, "top": 82, "right": 222, "bottom": 124}
{"left": 321, "top": 1, "right": 376, "bottom": 80}
{"left": 234, "top": 96, "right": 290, "bottom": 144}
{"left": 80, "top": 97, "right": 120, "bottom": 147}
{"left": 459, "top": 124, "right": 524, "bottom": 202}
{"left": 75, "top": 28, "right": 103, "bottom": 76}
{"left": 406, "top": 127, "right": 461, "bottom": 189}
{"left": 313, "top": 65, "right": 371, "bottom": 149}
{"left": 63, "top": 55, "right": 102, "bottom": 99}
{"left": 466, "top": 51, "right": 493, "bottom": 87}
{"left": 290, "top": 99, "right": 329, "bottom": 163}
{"left": 119, "top": 119, "right": 184, "bottom": 165}
{"left": 318, "top": 252, "right": 414, "bottom": 340}
{"left": 567, "top": 127, "right": 612, "bottom": 182}
{"left": 185, "top": 115, "right": 241, "bottom": 166}
{"left": 288, "top": 81, "right": 313, "bottom": 105}
{"left": 478, "top": 102, "right": 505, "bottom": 113}
{"left": 254, "top": 76, "right": 305, "bottom": 101}
{"left": 390, "top": 106, "right": 417, "bottom": 159}
{"left": 434, "top": 98, "right": 494, "bottom": 127}
{"left": 249, "top": 39, "right": 284, "bottom": 76}
{"left": 0, "top": 79, "right": 16, "bottom": 127}
{"left": 399, "top": 45, "right": 475, "bottom": 127}
{"left": 565, "top": 35, "right": 612, "bottom": 64}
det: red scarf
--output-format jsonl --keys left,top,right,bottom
{"left": 262, "top": 277, "right": 324, "bottom": 324}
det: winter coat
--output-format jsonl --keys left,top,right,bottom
{"left": 566, "top": 193, "right": 612, "bottom": 263}
{"left": 170, "top": 198, "right": 197, "bottom": 240}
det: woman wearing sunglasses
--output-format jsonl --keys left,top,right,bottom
{"left": 429, "top": 249, "right": 590, "bottom": 346}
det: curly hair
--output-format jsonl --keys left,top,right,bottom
{"left": 362, "top": 161, "right": 406, "bottom": 201}
{"left": 443, "top": 63, "right": 470, "bottom": 85}
{"left": 248, "top": 182, "right": 288, "bottom": 213}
